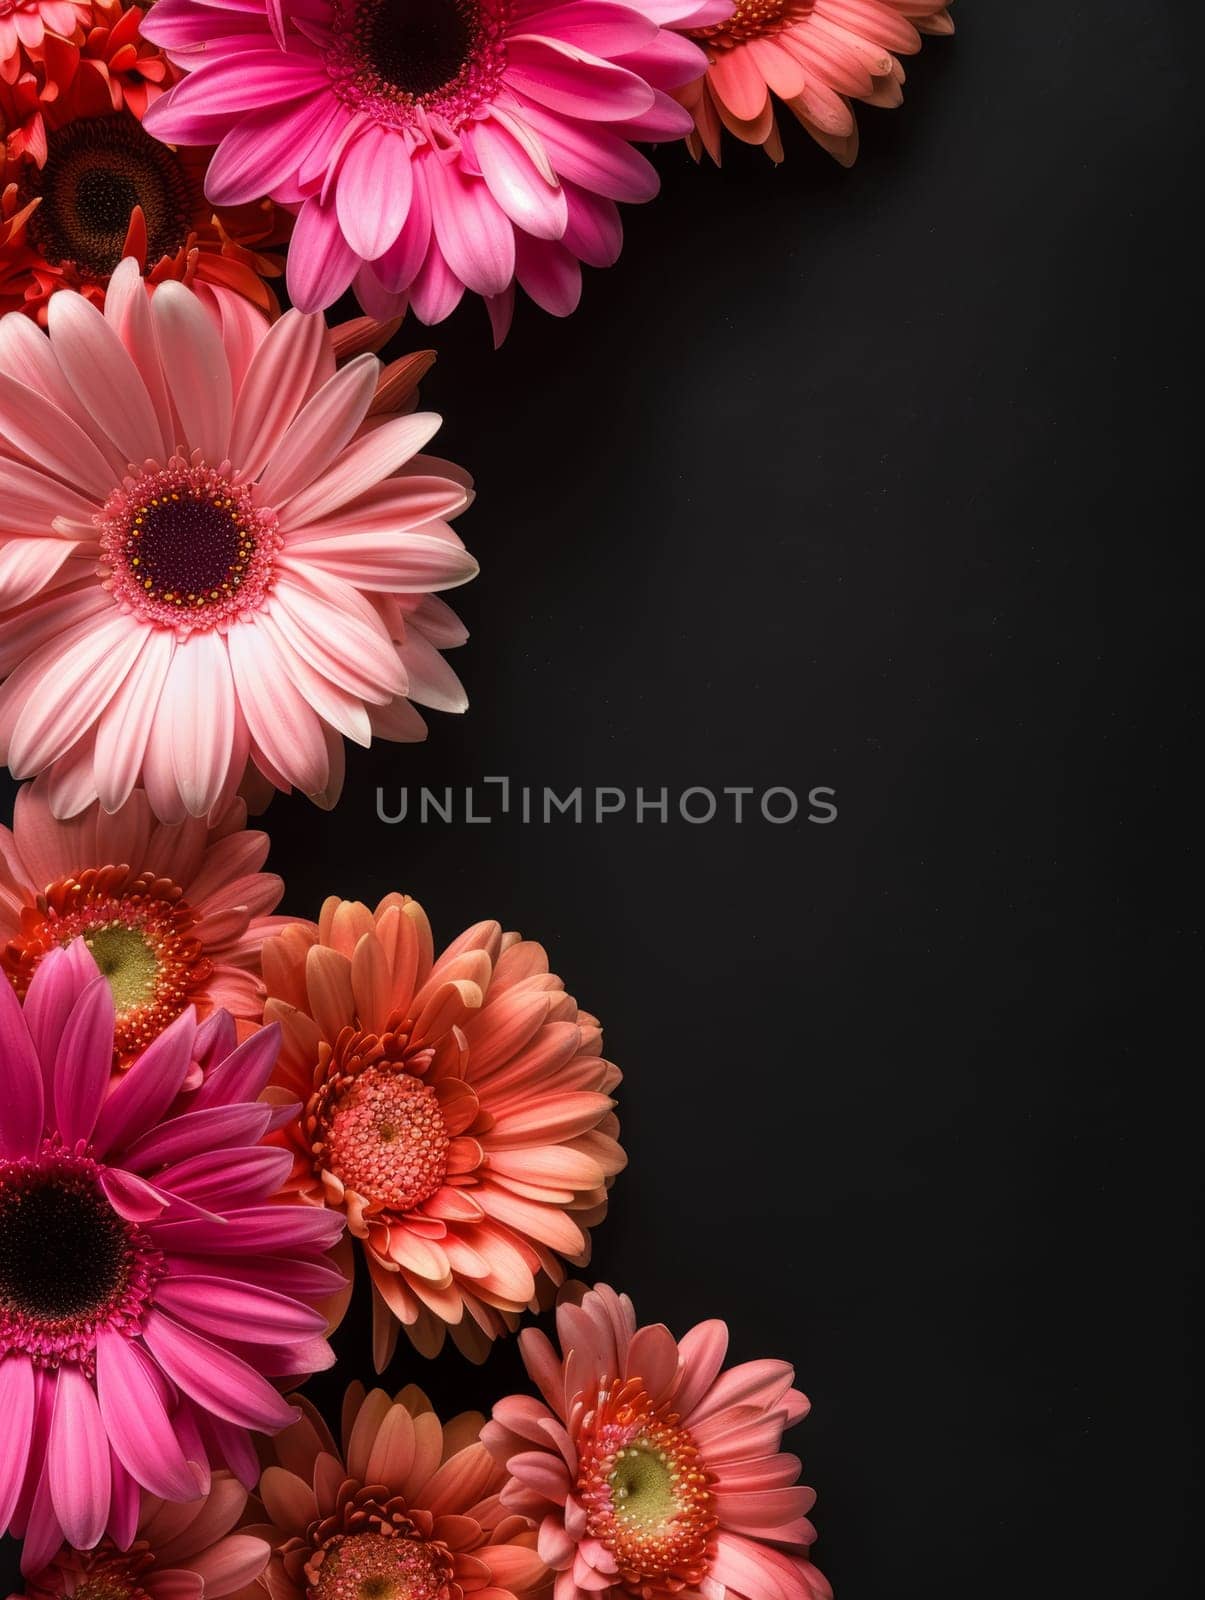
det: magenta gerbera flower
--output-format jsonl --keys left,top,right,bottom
{"left": 140, "top": 0, "right": 729, "bottom": 339}
{"left": 0, "top": 942, "right": 346, "bottom": 1574}
{"left": 0, "top": 262, "right": 475, "bottom": 821}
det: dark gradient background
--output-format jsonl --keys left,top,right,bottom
{"left": 3, "top": 2, "right": 1198, "bottom": 1594}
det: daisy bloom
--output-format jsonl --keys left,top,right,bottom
{"left": 261, "top": 894, "right": 625, "bottom": 1366}
{"left": 0, "top": 112, "right": 290, "bottom": 323}
{"left": 482, "top": 1283, "right": 830, "bottom": 1600}
{"left": 16, "top": 1472, "right": 271, "bottom": 1600}
{"left": 140, "top": 0, "right": 728, "bottom": 340}
{"left": 679, "top": 0, "right": 954, "bottom": 167}
{"left": 0, "top": 783, "right": 287, "bottom": 1066}
{"left": 0, "top": 3, "right": 93, "bottom": 75}
{"left": 0, "top": 263, "right": 476, "bottom": 822}
{"left": 0, "top": 942, "right": 347, "bottom": 1574}
{"left": 243, "top": 1382, "right": 549, "bottom": 1600}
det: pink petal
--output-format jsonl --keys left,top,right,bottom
{"left": 150, "top": 283, "right": 234, "bottom": 463}
{"left": 427, "top": 161, "right": 516, "bottom": 298}
{"left": 152, "top": 1276, "right": 329, "bottom": 1343}
{"left": 287, "top": 194, "right": 360, "bottom": 315}
{"left": 53, "top": 974, "right": 115, "bottom": 1144}
{"left": 91, "top": 1005, "right": 198, "bottom": 1158}
{"left": 161, "top": 633, "right": 237, "bottom": 817}
{"left": 225, "top": 622, "right": 331, "bottom": 795}
{"left": 48, "top": 1365, "right": 111, "bottom": 1549}
{"left": 467, "top": 119, "right": 568, "bottom": 241}
{"left": 335, "top": 124, "right": 413, "bottom": 260}
{"left": 139, "top": 1311, "right": 301, "bottom": 1432}
{"left": 0, "top": 978, "right": 43, "bottom": 1158}
{"left": 227, "top": 311, "right": 328, "bottom": 482}
{"left": 257, "top": 355, "right": 379, "bottom": 507}
{"left": 0, "top": 1355, "right": 35, "bottom": 1529}
{"left": 96, "top": 1330, "right": 199, "bottom": 1500}
{"left": 45, "top": 291, "right": 163, "bottom": 467}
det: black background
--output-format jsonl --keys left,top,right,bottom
{"left": 3, "top": 2, "right": 1200, "bottom": 1594}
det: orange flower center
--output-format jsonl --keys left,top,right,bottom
{"left": 1, "top": 866, "right": 212, "bottom": 1066}
{"left": 690, "top": 0, "right": 801, "bottom": 48}
{"left": 318, "top": 1058, "right": 450, "bottom": 1212}
{"left": 576, "top": 1383, "right": 716, "bottom": 1591}
{"left": 309, "top": 1532, "right": 453, "bottom": 1600}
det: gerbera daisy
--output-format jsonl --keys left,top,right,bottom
{"left": 679, "top": 0, "right": 954, "bottom": 166}
{"left": 0, "top": 782, "right": 286, "bottom": 1066}
{"left": 16, "top": 1472, "right": 271, "bottom": 1600}
{"left": 0, "top": 3, "right": 92, "bottom": 77}
{"left": 261, "top": 894, "right": 625, "bottom": 1366}
{"left": 0, "top": 112, "right": 289, "bottom": 322}
{"left": 241, "top": 1383, "right": 549, "bottom": 1600}
{"left": 0, "top": 263, "right": 476, "bottom": 821}
{"left": 0, "top": 941, "right": 346, "bottom": 1573}
{"left": 140, "top": 0, "right": 727, "bottom": 340}
{"left": 482, "top": 1283, "right": 830, "bottom": 1600}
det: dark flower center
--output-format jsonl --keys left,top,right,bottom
{"left": 134, "top": 493, "right": 250, "bottom": 603}
{"left": 22, "top": 113, "right": 193, "bottom": 279}
{"left": 354, "top": 0, "right": 479, "bottom": 97}
{"left": 0, "top": 1173, "right": 129, "bottom": 1322}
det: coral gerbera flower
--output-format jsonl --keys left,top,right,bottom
{"left": 243, "top": 1383, "right": 549, "bottom": 1600}
{"left": 0, "top": 942, "right": 346, "bottom": 1573}
{"left": 16, "top": 1472, "right": 271, "bottom": 1600}
{"left": 0, "top": 110, "right": 289, "bottom": 322}
{"left": 483, "top": 1283, "right": 830, "bottom": 1600}
{"left": 0, "top": 264, "right": 476, "bottom": 822}
{"left": 140, "top": 0, "right": 726, "bottom": 339}
{"left": 0, "top": 3, "right": 92, "bottom": 77}
{"left": 261, "top": 894, "right": 625, "bottom": 1366}
{"left": 679, "top": 0, "right": 954, "bottom": 166}
{"left": 0, "top": 783, "right": 286, "bottom": 1065}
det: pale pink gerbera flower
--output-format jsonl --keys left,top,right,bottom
{"left": 0, "top": 262, "right": 476, "bottom": 822}
{"left": 16, "top": 1473, "right": 270, "bottom": 1600}
{"left": 0, "top": 942, "right": 346, "bottom": 1573}
{"left": 482, "top": 1283, "right": 830, "bottom": 1600}
{"left": 679, "top": 0, "right": 954, "bottom": 166}
{"left": 140, "top": 0, "right": 728, "bottom": 340}
{"left": 262, "top": 893, "right": 625, "bottom": 1367}
{"left": 243, "top": 1384, "right": 549, "bottom": 1600}
{"left": 0, "top": 783, "right": 286, "bottom": 1066}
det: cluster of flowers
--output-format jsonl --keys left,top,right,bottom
{"left": 0, "top": 786, "right": 829, "bottom": 1600}
{"left": 1, "top": 0, "right": 954, "bottom": 337}
{"left": 1, "top": 3, "right": 956, "bottom": 1595}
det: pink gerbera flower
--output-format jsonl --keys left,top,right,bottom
{"left": 482, "top": 1283, "right": 830, "bottom": 1600}
{"left": 0, "top": 262, "right": 476, "bottom": 822}
{"left": 16, "top": 1471, "right": 271, "bottom": 1600}
{"left": 0, "top": 942, "right": 346, "bottom": 1573}
{"left": 0, "top": 783, "right": 287, "bottom": 1066}
{"left": 679, "top": 0, "right": 954, "bottom": 166}
{"left": 261, "top": 893, "right": 625, "bottom": 1366}
{"left": 140, "top": 0, "right": 728, "bottom": 340}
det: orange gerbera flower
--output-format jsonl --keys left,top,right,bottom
{"left": 1, "top": 110, "right": 288, "bottom": 320}
{"left": 680, "top": 0, "right": 954, "bottom": 166}
{"left": 261, "top": 894, "right": 625, "bottom": 1367}
{"left": 1, "top": 1, "right": 283, "bottom": 315}
{"left": 244, "top": 1385, "right": 549, "bottom": 1600}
